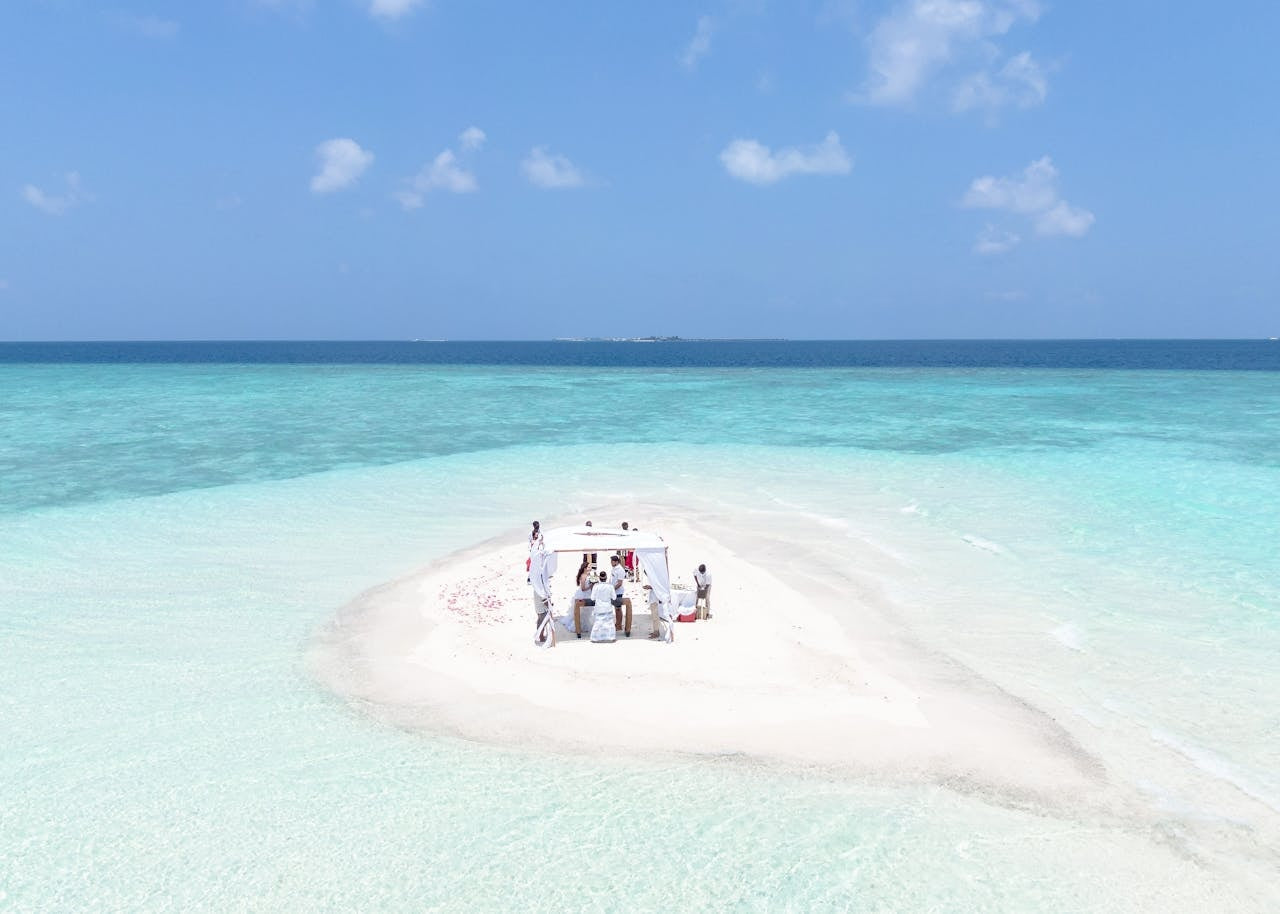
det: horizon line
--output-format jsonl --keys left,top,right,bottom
{"left": 2, "top": 337, "right": 1276, "bottom": 344}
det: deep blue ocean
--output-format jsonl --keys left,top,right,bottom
{"left": 3, "top": 338, "right": 1279, "bottom": 369}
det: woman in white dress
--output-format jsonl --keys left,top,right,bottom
{"left": 572, "top": 560, "right": 594, "bottom": 637}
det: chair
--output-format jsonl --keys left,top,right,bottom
{"left": 589, "top": 601, "right": 617, "bottom": 643}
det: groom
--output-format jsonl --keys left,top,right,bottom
{"left": 609, "top": 555, "right": 633, "bottom": 637}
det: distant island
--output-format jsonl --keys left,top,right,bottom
{"left": 552, "top": 336, "right": 789, "bottom": 342}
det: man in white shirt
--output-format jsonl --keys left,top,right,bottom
{"left": 694, "top": 563, "right": 713, "bottom": 620}
{"left": 609, "top": 555, "right": 633, "bottom": 637}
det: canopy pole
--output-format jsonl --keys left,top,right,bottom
{"left": 663, "top": 546, "right": 674, "bottom": 643}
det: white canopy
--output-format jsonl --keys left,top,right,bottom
{"left": 541, "top": 525, "right": 668, "bottom": 555}
{"left": 538, "top": 525, "right": 674, "bottom": 641}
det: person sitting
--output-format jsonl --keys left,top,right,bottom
{"left": 589, "top": 571, "right": 617, "bottom": 643}
{"left": 609, "top": 555, "right": 633, "bottom": 637}
{"left": 572, "top": 560, "right": 594, "bottom": 638}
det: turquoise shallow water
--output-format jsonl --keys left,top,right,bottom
{"left": 2, "top": 360, "right": 1279, "bottom": 911}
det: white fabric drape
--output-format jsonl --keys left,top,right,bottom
{"left": 637, "top": 549, "right": 674, "bottom": 642}
{"left": 670, "top": 589, "right": 697, "bottom": 615}
{"left": 529, "top": 543, "right": 557, "bottom": 647}
{"left": 529, "top": 545, "right": 554, "bottom": 602}
{"left": 637, "top": 550, "right": 670, "bottom": 604}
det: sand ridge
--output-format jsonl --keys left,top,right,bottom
{"left": 311, "top": 506, "right": 1112, "bottom": 809}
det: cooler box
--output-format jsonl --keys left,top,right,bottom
{"left": 672, "top": 589, "right": 698, "bottom": 623}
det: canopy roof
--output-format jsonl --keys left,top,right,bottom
{"left": 541, "top": 525, "right": 667, "bottom": 554}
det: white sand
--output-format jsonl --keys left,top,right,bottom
{"left": 311, "top": 506, "right": 1113, "bottom": 808}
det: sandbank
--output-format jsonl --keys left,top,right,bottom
{"left": 311, "top": 505, "right": 1113, "bottom": 810}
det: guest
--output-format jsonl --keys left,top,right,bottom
{"left": 609, "top": 555, "right": 633, "bottom": 636}
{"left": 619, "top": 521, "right": 636, "bottom": 580}
{"left": 582, "top": 520, "right": 597, "bottom": 570}
{"left": 589, "top": 571, "right": 617, "bottom": 643}
{"left": 644, "top": 584, "right": 663, "bottom": 639}
{"left": 694, "top": 563, "right": 713, "bottom": 619}
{"left": 526, "top": 520, "right": 541, "bottom": 582}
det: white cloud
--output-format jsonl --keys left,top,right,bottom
{"left": 115, "top": 13, "right": 180, "bottom": 39}
{"left": 962, "top": 156, "right": 1094, "bottom": 246}
{"left": 428, "top": 151, "right": 476, "bottom": 192}
{"left": 521, "top": 147, "right": 586, "bottom": 189}
{"left": 963, "top": 155, "right": 1056, "bottom": 212}
{"left": 396, "top": 134, "right": 482, "bottom": 210}
{"left": 369, "top": 0, "right": 424, "bottom": 20}
{"left": 860, "top": 0, "right": 1043, "bottom": 110}
{"left": 719, "top": 131, "right": 852, "bottom": 185}
{"left": 459, "top": 126, "right": 486, "bottom": 151}
{"left": 215, "top": 193, "right": 243, "bottom": 211}
{"left": 0, "top": 279, "right": 8, "bottom": 292}
{"left": 952, "top": 51, "right": 1047, "bottom": 113}
{"left": 394, "top": 128, "right": 488, "bottom": 210}
{"left": 1035, "top": 200, "right": 1095, "bottom": 237}
{"left": 682, "top": 15, "right": 715, "bottom": 70}
{"left": 973, "top": 223, "right": 1021, "bottom": 255}
{"left": 310, "top": 138, "right": 374, "bottom": 193}
{"left": 22, "top": 171, "right": 89, "bottom": 215}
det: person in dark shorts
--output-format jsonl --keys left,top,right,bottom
{"left": 694, "top": 563, "right": 713, "bottom": 619}
{"left": 609, "top": 555, "right": 633, "bottom": 636}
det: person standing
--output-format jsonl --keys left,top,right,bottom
{"left": 609, "top": 555, "right": 633, "bottom": 636}
{"left": 619, "top": 521, "right": 636, "bottom": 580}
{"left": 694, "top": 563, "right": 713, "bottom": 620}
{"left": 582, "top": 520, "right": 597, "bottom": 571}
{"left": 527, "top": 520, "right": 541, "bottom": 582}
{"left": 644, "top": 584, "right": 663, "bottom": 639}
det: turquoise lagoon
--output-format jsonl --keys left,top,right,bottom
{"left": 1, "top": 349, "right": 1278, "bottom": 912}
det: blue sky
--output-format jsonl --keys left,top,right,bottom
{"left": 2, "top": 0, "right": 1277, "bottom": 340}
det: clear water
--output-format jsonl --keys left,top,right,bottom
{"left": 2, "top": 345, "right": 1278, "bottom": 911}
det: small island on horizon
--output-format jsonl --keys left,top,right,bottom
{"left": 551, "top": 335, "right": 790, "bottom": 342}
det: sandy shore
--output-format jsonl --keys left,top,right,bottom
{"left": 311, "top": 505, "right": 1115, "bottom": 809}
